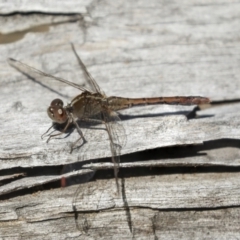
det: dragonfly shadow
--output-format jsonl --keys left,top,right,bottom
{"left": 44, "top": 119, "right": 107, "bottom": 155}
{"left": 119, "top": 110, "right": 193, "bottom": 121}
{"left": 119, "top": 107, "right": 214, "bottom": 121}
{"left": 76, "top": 119, "right": 106, "bottom": 130}
{"left": 43, "top": 122, "right": 75, "bottom": 140}
{"left": 47, "top": 118, "right": 107, "bottom": 138}
{"left": 121, "top": 177, "right": 132, "bottom": 233}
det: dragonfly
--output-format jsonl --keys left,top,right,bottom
{"left": 8, "top": 44, "right": 210, "bottom": 193}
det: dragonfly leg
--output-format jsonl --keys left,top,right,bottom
{"left": 45, "top": 119, "right": 71, "bottom": 143}
{"left": 70, "top": 118, "right": 107, "bottom": 153}
{"left": 41, "top": 124, "right": 55, "bottom": 139}
{"left": 69, "top": 113, "right": 87, "bottom": 153}
{"left": 70, "top": 136, "right": 86, "bottom": 153}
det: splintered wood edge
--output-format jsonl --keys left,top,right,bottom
{"left": 0, "top": 169, "right": 94, "bottom": 196}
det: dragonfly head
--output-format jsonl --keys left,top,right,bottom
{"left": 47, "top": 99, "right": 68, "bottom": 123}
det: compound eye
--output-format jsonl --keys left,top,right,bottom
{"left": 47, "top": 106, "right": 56, "bottom": 120}
{"left": 50, "top": 99, "right": 63, "bottom": 107}
{"left": 47, "top": 106, "right": 67, "bottom": 123}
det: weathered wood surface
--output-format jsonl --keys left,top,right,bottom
{"left": 1, "top": 174, "right": 240, "bottom": 239}
{"left": 0, "top": 0, "right": 240, "bottom": 239}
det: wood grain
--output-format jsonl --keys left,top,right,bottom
{"left": 0, "top": 0, "right": 240, "bottom": 239}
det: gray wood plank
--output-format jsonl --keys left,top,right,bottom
{"left": 0, "top": 173, "right": 239, "bottom": 239}
{"left": 0, "top": 0, "right": 240, "bottom": 238}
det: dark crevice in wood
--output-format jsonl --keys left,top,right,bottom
{"left": 0, "top": 11, "right": 83, "bottom": 17}
{"left": 116, "top": 138, "right": 240, "bottom": 163}
{"left": 210, "top": 98, "right": 240, "bottom": 105}
{"left": 121, "top": 177, "right": 133, "bottom": 233}
{"left": 1, "top": 139, "right": 239, "bottom": 199}
{"left": 141, "top": 204, "right": 240, "bottom": 212}
{"left": 119, "top": 110, "right": 198, "bottom": 121}
{"left": 95, "top": 165, "right": 240, "bottom": 182}
{"left": 0, "top": 14, "right": 82, "bottom": 44}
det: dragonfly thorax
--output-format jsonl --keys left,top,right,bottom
{"left": 47, "top": 98, "right": 68, "bottom": 123}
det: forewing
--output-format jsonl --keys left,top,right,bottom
{"left": 8, "top": 58, "right": 88, "bottom": 92}
{"left": 71, "top": 43, "right": 104, "bottom": 94}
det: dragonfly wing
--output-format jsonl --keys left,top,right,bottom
{"left": 102, "top": 110, "right": 126, "bottom": 193}
{"left": 8, "top": 58, "right": 88, "bottom": 92}
{"left": 71, "top": 43, "right": 104, "bottom": 95}
{"left": 104, "top": 111, "right": 127, "bottom": 148}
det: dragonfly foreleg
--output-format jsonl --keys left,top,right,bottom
{"left": 45, "top": 119, "right": 72, "bottom": 143}
{"left": 41, "top": 124, "right": 55, "bottom": 139}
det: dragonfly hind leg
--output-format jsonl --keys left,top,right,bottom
{"left": 70, "top": 113, "right": 87, "bottom": 153}
{"left": 70, "top": 118, "right": 107, "bottom": 152}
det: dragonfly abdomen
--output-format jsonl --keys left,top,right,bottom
{"left": 107, "top": 96, "right": 210, "bottom": 110}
